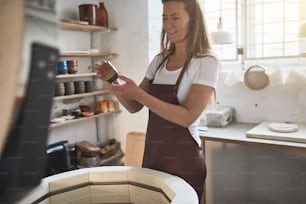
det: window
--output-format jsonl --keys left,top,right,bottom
{"left": 203, "top": 0, "right": 306, "bottom": 61}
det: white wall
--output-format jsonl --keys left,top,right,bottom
{"left": 217, "top": 61, "right": 306, "bottom": 124}
{"left": 101, "top": 0, "right": 150, "bottom": 149}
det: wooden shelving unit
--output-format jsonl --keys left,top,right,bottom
{"left": 49, "top": 110, "right": 121, "bottom": 128}
{"left": 52, "top": 19, "right": 120, "bottom": 147}
{"left": 53, "top": 89, "right": 110, "bottom": 101}
{"left": 60, "top": 52, "right": 118, "bottom": 58}
{"left": 59, "top": 21, "right": 117, "bottom": 32}
{"left": 56, "top": 72, "right": 97, "bottom": 79}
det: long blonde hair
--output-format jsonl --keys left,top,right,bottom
{"left": 158, "top": 0, "right": 219, "bottom": 109}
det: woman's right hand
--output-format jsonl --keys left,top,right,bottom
{"left": 95, "top": 61, "right": 119, "bottom": 83}
{"left": 95, "top": 64, "right": 105, "bottom": 81}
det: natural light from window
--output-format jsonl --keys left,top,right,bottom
{"left": 203, "top": 0, "right": 306, "bottom": 62}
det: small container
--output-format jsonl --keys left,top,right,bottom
{"left": 96, "top": 60, "right": 119, "bottom": 83}
{"left": 78, "top": 4, "right": 97, "bottom": 25}
{"left": 57, "top": 61, "right": 68, "bottom": 74}
{"left": 96, "top": 100, "right": 108, "bottom": 113}
{"left": 79, "top": 105, "right": 91, "bottom": 112}
{"left": 71, "top": 109, "right": 81, "bottom": 118}
{"left": 67, "top": 60, "right": 78, "bottom": 74}
{"left": 107, "top": 100, "right": 115, "bottom": 112}
{"left": 62, "top": 109, "right": 69, "bottom": 116}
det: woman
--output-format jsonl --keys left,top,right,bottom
{"left": 97, "top": 0, "right": 220, "bottom": 201}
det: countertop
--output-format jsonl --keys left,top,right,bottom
{"left": 200, "top": 122, "right": 306, "bottom": 152}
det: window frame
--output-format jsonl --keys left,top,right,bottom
{"left": 203, "top": 0, "right": 306, "bottom": 63}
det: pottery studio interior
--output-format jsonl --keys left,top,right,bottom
{"left": 1, "top": 0, "right": 306, "bottom": 204}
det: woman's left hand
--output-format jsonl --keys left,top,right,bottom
{"left": 106, "top": 74, "right": 143, "bottom": 101}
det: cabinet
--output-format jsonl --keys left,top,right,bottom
{"left": 50, "top": 21, "right": 120, "bottom": 140}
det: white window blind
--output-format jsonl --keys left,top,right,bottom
{"left": 203, "top": 0, "right": 306, "bottom": 61}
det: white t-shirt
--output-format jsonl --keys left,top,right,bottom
{"left": 145, "top": 55, "right": 220, "bottom": 146}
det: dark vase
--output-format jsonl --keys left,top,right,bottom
{"left": 96, "top": 2, "right": 108, "bottom": 27}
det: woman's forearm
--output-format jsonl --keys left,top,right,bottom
{"left": 134, "top": 84, "right": 213, "bottom": 127}
{"left": 115, "top": 95, "right": 144, "bottom": 113}
{"left": 135, "top": 89, "right": 191, "bottom": 127}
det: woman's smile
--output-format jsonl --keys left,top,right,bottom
{"left": 162, "top": 2, "right": 190, "bottom": 44}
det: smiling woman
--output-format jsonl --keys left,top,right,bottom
{"left": 96, "top": 0, "right": 220, "bottom": 203}
{"left": 162, "top": 1, "right": 190, "bottom": 47}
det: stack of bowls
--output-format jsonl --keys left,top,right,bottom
{"left": 75, "top": 81, "right": 85, "bottom": 94}
{"left": 54, "top": 82, "right": 65, "bottom": 96}
{"left": 85, "top": 81, "right": 95, "bottom": 92}
{"left": 65, "top": 81, "right": 75, "bottom": 95}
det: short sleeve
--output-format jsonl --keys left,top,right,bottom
{"left": 145, "top": 55, "right": 162, "bottom": 80}
{"left": 192, "top": 56, "right": 220, "bottom": 88}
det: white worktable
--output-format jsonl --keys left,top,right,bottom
{"left": 200, "top": 122, "right": 306, "bottom": 204}
{"left": 200, "top": 122, "right": 306, "bottom": 152}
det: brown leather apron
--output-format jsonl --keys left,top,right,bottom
{"left": 142, "top": 67, "right": 207, "bottom": 200}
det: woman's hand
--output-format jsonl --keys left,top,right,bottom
{"left": 95, "top": 64, "right": 105, "bottom": 81}
{"left": 106, "top": 75, "right": 143, "bottom": 101}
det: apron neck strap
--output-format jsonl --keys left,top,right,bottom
{"left": 174, "top": 65, "right": 187, "bottom": 91}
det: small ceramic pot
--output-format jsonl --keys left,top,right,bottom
{"left": 79, "top": 105, "right": 91, "bottom": 112}
{"left": 78, "top": 4, "right": 97, "bottom": 25}
{"left": 67, "top": 60, "right": 78, "bottom": 74}
{"left": 57, "top": 61, "right": 68, "bottom": 74}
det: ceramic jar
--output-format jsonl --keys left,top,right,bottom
{"left": 57, "top": 61, "right": 68, "bottom": 75}
{"left": 67, "top": 60, "right": 78, "bottom": 74}
{"left": 78, "top": 4, "right": 97, "bottom": 25}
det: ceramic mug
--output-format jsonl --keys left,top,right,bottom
{"left": 57, "top": 61, "right": 68, "bottom": 74}
{"left": 67, "top": 60, "right": 78, "bottom": 74}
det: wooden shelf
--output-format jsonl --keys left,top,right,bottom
{"left": 56, "top": 72, "right": 97, "bottom": 79}
{"left": 60, "top": 52, "right": 118, "bottom": 58}
{"left": 59, "top": 21, "right": 117, "bottom": 32}
{"left": 49, "top": 110, "right": 121, "bottom": 128}
{"left": 53, "top": 89, "right": 110, "bottom": 101}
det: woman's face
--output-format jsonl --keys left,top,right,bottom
{"left": 162, "top": 1, "right": 190, "bottom": 45}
